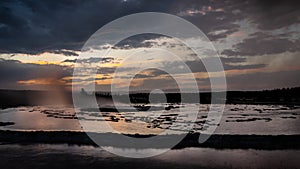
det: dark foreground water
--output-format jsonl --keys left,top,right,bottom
{"left": 0, "top": 144, "right": 299, "bottom": 169}
{"left": 0, "top": 104, "right": 299, "bottom": 168}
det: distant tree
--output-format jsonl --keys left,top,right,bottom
{"left": 80, "top": 88, "right": 87, "bottom": 95}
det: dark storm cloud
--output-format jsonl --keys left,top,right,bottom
{"left": 1, "top": 0, "right": 299, "bottom": 55}
{"left": 227, "top": 69, "right": 300, "bottom": 89}
{"left": 209, "top": 0, "right": 300, "bottom": 31}
{"left": 215, "top": 0, "right": 300, "bottom": 58}
{"left": 133, "top": 69, "right": 169, "bottom": 79}
{"left": 62, "top": 57, "right": 114, "bottom": 64}
{"left": 186, "top": 59, "right": 266, "bottom": 72}
{"left": 62, "top": 59, "right": 77, "bottom": 63}
{"left": 114, "top": 57, "right": 266, "bottom": 80}
{"left": 67, "top": 76, "right": 112, "bottom": 83}
{"left": 0, "top": 58, "right": 72, "bottom": 86}
{"left": 175, "top": 0, "right": 300, "bottom": 42}
{"left": 71, "top": 65, "right": 136, "bottom": 79}
{"left": 112, "top": 34, "right": 164, "bottom": 49}
{"left": 177, "top": 7, "right": 241, "bottom": 41}
{"left": 51, "top": 50, "right": 78, "bottom": 56}
{"left": 130, "top": 76, "right": 178, "bottom": 91}
{"left": 160, "top": 57, "right": 266, "bottom": 74}
{"left": 222, "top": 32, "right": 300, "bottom": 56}
{"left": 199, "top": 69, "right": 300, "bottom": 90}
{"left": 220, "top": 57, "right": 247, "bottom": 63}
{"left": 243, "top": 0, "right": 300, "bottom": 30}
{"left": 96, "top": 66, "right": 136, "bottom": 76}
{"left": 0, "top": 0, "right": 174, "bottom": 55}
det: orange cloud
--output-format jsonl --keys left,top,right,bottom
{"left": 18, "top": 78, "right": 64, "bottom": 85}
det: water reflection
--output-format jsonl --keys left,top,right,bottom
{"left": 0, "top": 104, "right": 299, "bottom": 135}
{"left": 0, "top": 144, "right": 298, "bottom": 169}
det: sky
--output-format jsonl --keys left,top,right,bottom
{"left": 0, "top": 0, "right": 299, "bottom": 91}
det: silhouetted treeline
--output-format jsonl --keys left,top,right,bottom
{"left": 0, "top": 87, "right": 299, "bottom": 109}
{"left": 97, "top": 87, "right": 300, "bottom": 105}
{"left": 226, "top": 87, "right": 300, "bottom": 105}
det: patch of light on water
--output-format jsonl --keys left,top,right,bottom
{"left": 0, "top": 104, "right": 299, "bottom": 135}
